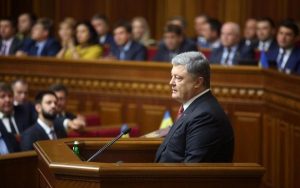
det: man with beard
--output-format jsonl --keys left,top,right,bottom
{"left": 20, "top": 91, "right": 67, "bottom": 151}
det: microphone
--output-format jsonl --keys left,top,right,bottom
{"left": 87, "top": 125, "right": 131, "bottom": 162}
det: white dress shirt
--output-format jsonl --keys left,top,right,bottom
{"left": 0, "top": 38, "right": 14, "bottom": 55}
{"left": 0, "top": 112, "right": 20, "bottom": 134}
{"left": 37, "top": 118, "right": 56, "bottom": 140}
{"left": 277, "top": 48, "right": 293, "bottom": 70}
{"left": 221, "top": 45, "right": 238, "bottom": 66}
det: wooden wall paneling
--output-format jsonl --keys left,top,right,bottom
{"left": 276, "top": 120, "right": 291, "bottom": 188}
{"left": 291, "top": 125, "right": 300, "bottom": 188}
{"left": 262, "top": 114, "right": 277, "bottom": 188}
{"left": 140, "top": 104, "right": 166, "bottom": 134}
{"left": 125, "top": 103, "right": 138, "bottom": 124}
{"left": 98, "top": 102, "right": 123, "bottom": 126}
{"left": 232, "top": 111, "right": 262, "bottom": 163}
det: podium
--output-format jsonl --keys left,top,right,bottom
{"left": 33, "top": 138, "right": 264, "bottom": 188}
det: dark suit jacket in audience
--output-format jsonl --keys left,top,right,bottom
{"left": 240, "top": 38, "right": 258, "bottom": 54}
{"left": 153, "top": 38, "right": 198, "bottom": 62}
{"left": 21, "top": 37, "right": 61, "bottom": 56}
{"left": 155, "top": 91, "right": 234, "bottom": 163}
{"left": 0, "top": 124, "right": 20, "bottom": 153}
{"left": 100, "top": 33, "right": 115, "bottom": 46}
{"left": 20, "top": 121, "right": 67, "bottom": 151}
{"left": 209, "top": 44, "right": 255, "bottom": 65}
{"left": 255, "top": 39, "right": 278, "bottom": 52}
{"left": 0, "top": 104, "right": 36, "bottom": 134}
{"left": 110, "top": 41, "right": 147, "bottom": 61}
{"left": 0, "top": 37, "right": 23, "bottom": 55}
{"left": 267, "top": 46, "right": 300, "bottom": 74}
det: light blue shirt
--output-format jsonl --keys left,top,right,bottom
{"left": 0, "top": 132, "right": 9, "bottom": 155}
{"left": 36, "top": 40, "right": 47, "bottom": 56}
{"left": 119, "top": 41, "right": 132, "bottom": 60}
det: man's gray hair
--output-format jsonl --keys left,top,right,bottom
{"left": 171, "top": 51, "right": 210, "bottom": 88}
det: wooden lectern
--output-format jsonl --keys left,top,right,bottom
{"left": 34, "top": 138, "right": 264, "bottom": 188}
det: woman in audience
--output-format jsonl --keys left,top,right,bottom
{"left": 57, "top": 21, "right": 102, "bottom": 59}
{"left": 131, "top": 17, "right": 156, "bottom": 47}
{"left": 56, "top": 18, "right": 76, "bottom": 58}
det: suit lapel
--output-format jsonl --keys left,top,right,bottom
{"left": 36, "top": 123, "right": 51, "bottom": 140}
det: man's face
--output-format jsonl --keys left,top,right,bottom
{"left": 54, "top": 91, "right": 67, "bottom": 113}
{"left": 18, "top": 14, "right": 31, "bottom": 34}
{"left": 12, "top": 82, "right": 28, "bottom": 105}
{"left": 244, "top": 19, "right": 257, "bottom": 40}
{"left": 169, "top": 65, "right": 199, "bottom": 103}
{"left": 277, "top": 26, "right": 297, "bottom": 49}
{"left": 0, "top": 20, "right": 15, "bottom": 39}
{"left": 31, "top": 23, "right": 47, "bottom": 41}
{"left": 221, "top": 24, "right": 240, "bottom": 47}
{"left": 36, "top": 94, "right": 57, "bottom": 121}
{"left": 113, "top": 27, "right": 130, "bottom": 46}
{"left": 91, "top": 19, "right": 108, "bottom": 36}
{"left": 0, "top": 91, "right": 14, "bottom": 115}
{"left": 194, "top": 16, "right": 207, "bottom": 36}
{"left": 164, "top": 32, "right": 182, "bottom": 51}
{"left": 256, "top": 21, "right": 274, "bottom": 41}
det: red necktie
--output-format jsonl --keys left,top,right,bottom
{"left": 176, "top": 105, "right": 184, "bottom": 120}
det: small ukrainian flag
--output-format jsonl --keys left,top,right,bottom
{"left": 159, "top": 111, "right": 173, "bottom": 129}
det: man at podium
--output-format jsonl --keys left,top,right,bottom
{"left": 155, "top": 51, "right": 234, "bottom": 163}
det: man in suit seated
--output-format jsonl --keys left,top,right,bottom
{"left": 20, "top": 91, "right": 67, "bottom": 151}
{"left": 108, "top": 21, "right": 147, "bottom": 61}
{"left": 256, "top": 17, "right": 278, "bottom": 52}
{"left": 16, "top": 18, "right": 61, "bottom": 57}
{"left": 194, "top": 14, "right": 210, "bottom": 47}
{"left": 240, "top": 18, "right": 258, "bottom": 53}
{"left": 267, "top": 19, "right": 300, "bottom": 74}
{"left": 49, "top": 83, "right": 85, "bottom": 132}
{"left": 0, "top": 83, "right": 21, "bottom": 154}
{"left": 0, "top": 17, "right": 23, "bottom": 56}
{"left": 153, "top": 24, "right": 198, "bottom": 62}
{"left": 91, "top": 14, "right": 114, "bottom": 47}
{"left": 17, "top": 12, "right": 37, "bottom": 41}
{"left": 209, "top": 22, "right": 255, "bottom": 65}
{"left": 198, "top": 18, "right": 222, "bottom": 50}
{"left": 0, "top": 82, "right": 36, "bottom": 137}
{"left": 155, "top": 52, "right": 234, "bottom": 163}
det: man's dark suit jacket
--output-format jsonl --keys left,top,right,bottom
{"left": 0, "top": 104, "right": 36, "bottom": 134}
{"left": 20, "top": 121, "right": 67, "bottom": 151}
{"left": 110, "top": 40, "right": 147, "bottom": 61}
{"left": 266, "top": 46, "right": 300, "bottom": 74}
{"left": 0, "top": 124, "right": 20, "bottom": 153}
{"left": 209, "top": 44, "right": 255, "bottom": 65}
{"left": 155, "top": 91, "right": 234, "bottom": 163}
{"left": 239, "top": 38, "right": 258, "bottom": 54}
{"left": 153, "top": 38, "right": 198, "bottom": 62}
{"left": 21, "top": 37, "right": 61, "bottom": 56}
{"left": 100, "top": 33, "right": 115, "bottom": 46}
{"left": 0, "top": 37, "right": 23, "bottom": 55}
{"left": 255, "top": 39, "right": 278, "bottom": 52}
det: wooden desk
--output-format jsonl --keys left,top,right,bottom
{"left": 0, "top": 151, "right": 38, "bottom": 188}
{"left": 0, "top": 56, "right": 299, "bottom": 188}
{"left": 34, "top": 138, "right": 265, "bottom": 188}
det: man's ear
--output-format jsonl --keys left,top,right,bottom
{"left": 35, "top": 103, "right": 41, "bottom": 113}
{"left": 194, "top": 77, "right": 204, "bottom": 88}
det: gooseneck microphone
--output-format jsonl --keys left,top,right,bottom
{"left": 87, "top": 125, "right": 131, "bottom": 162}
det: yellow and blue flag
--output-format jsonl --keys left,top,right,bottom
{"left": 159, "top": 111, "right": 173, "bottom": 129}
{"left": 259, "top": 50, "right": 269, "bottom": 69}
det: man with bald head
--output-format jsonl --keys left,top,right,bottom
{"left": 209, "top": 22, "right": 255, "bottom": 65}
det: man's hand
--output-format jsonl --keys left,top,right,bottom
{"left": 67, "top": 116, "right": 86, "bottom": 132}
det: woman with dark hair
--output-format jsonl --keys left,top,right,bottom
{"left": 57, "top": 21, "right": 102, "bottom": 59}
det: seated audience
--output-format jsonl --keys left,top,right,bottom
{"left": 153, "top": 24, "right": 197, "bottom": 62}
{"left": 198, "top": 18, "right": 222, "bottom": 49}
{"left": 256, "top": 17, "right": 278, "bottom": 52}
{"left": 209, "top": 22, "right": 255, "bottom": 65}
{"left": 16, "top": 18, "right": 61, "bottom": 57}
{"left": 240, "top": 18, "right": 258, "bottom": 52}
{"left": 17, "top": 12, "right": 37, "bottom": 41}
{"left": 0, "top": 17, "right": 22, "bottom": 55}
{"left": 0, "top": 82, "right": 35, "bottom": 137}
{"left": 108, "top": 21, "right": 147, "bottom": 61}
{"left": 194, "top": 14, "right": 210, "bottom": 47}
{"left": 167, "top": 16, "right": 188, "bottom": 34}
{"left": 267, "top": 19, "right": 300, "bottom": 74}
{"left": 49, "top": 84, "right": 85, "bottom": 132}
{"left": 20, "top": 91, "right": 67, "bottom": 151}
{"left": 131, "top": 17, "right": 156, "bottom": 46}
{"left": 57, "top": 21, "right": 102, "bottom": 60}
{"left": 91, "top": 14, "right": 114, "bottom": 47}
{"left": 0, "top": 128, "right": 19, "bottom": 155}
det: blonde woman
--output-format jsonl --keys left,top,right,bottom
{"left": 131, "top": 17, "right": 156, "bottom": 47}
